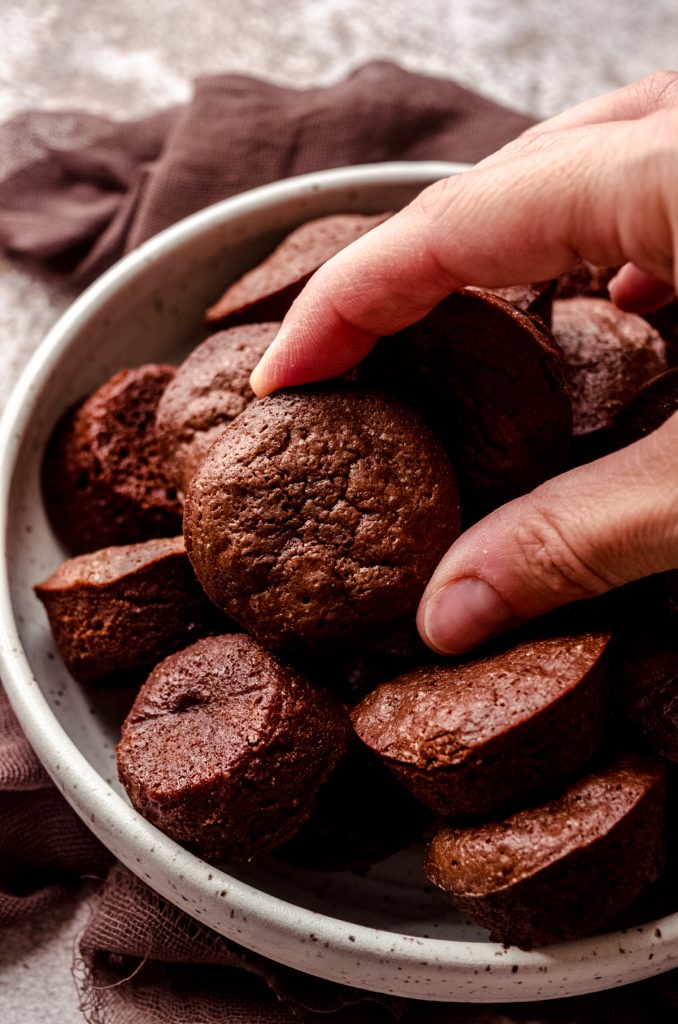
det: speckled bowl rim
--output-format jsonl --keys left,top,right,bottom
{"left": 1, "top": 162, "right": 678, "bottom": 1002}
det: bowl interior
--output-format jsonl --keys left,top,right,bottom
{"left": 3, "top": 162, "right": 678, "bottom": 1002}
{"left": 7, "top": 162, "right": 488, "bottom": 937}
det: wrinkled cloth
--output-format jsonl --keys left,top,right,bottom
{"left": 74, "top": 865, "right": 678, "bottom": 1024}
{"left": 0, "top": 688, "right": 112, "bottom": 923}
{"left": 2, "top": 63, "right": 677, "bottom": 1024}
{"left": 0, "top": 63, "right": 534, "bottom": 285}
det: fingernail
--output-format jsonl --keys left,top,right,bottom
{"left": 249, "top": 335, "right": 283, "bottom": 397}
{"left": 249, "top": 360, "right": 273, "bottom": 397}
{"left": 606, "top": 271, "right": 621, "bottom": 297}
{"left": 422, "top": 577, "right": 517, "bottom": 655}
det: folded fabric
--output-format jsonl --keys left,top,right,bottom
{"left": 76, "top": 862, "right": 677, "bottom": 1024}
{"left": 0, "top": 687, "right": 112, "bottom": 924}
{"left": 0, "top": 63, "right": 534, "bottom": 284}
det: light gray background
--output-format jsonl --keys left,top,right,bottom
{"left": 0, "top": 1, "right": 675, "bottom": 1020}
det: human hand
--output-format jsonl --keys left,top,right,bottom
{"left": 250, "top": 72, "right": 678, "bottom": 655}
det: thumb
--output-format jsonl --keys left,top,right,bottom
{"left": 417, "top": 414, "right": 678, "bottom": 654}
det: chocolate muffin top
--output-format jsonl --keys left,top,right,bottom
{"left": 43, "top": 364, "right": 182, "bottom": 553}
{"left": 117, "top": 633, "right": 350, "bottom": 861}
{"left": 551, "top": 297, "right": 667, "bottom": 435}
{"left": 370, "top": 287, "right": 572, "bottom": 515}
{"left": 155, "top": 323, "right": 279, "bottom": 491}
{"left": 184, "top": 385, "right": 460, "bottom": 653}
{"left": 205, "top": 212, "right": 390, "bottom": 323}
{"left": 424, "top": 753, "right": 663, "bottom": 897}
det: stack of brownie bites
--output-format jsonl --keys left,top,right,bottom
{"left": 36, "top": 212, "right": 678, "bottom": 950}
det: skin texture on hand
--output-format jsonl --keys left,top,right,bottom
{"left": 250, "top": 72, "right": 678, "bottom": 654}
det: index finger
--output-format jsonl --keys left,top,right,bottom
{"left": 250, "top": 111, "right": 677, "bottom": 396}
{"left": 521, "top": 69, "right": 678, "bottom": 136}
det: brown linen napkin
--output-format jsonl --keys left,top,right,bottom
{"left": 76, "top": 864, "right": 677, "bottom": 1024}
{"left": 0, "top": 62, "right": 534, "bottom": 285}
{"left": 0, "top": 688, "right": 112, "bottom": 923}
{"left": 1, "top": 63, "right": 676, "bottom": 1024}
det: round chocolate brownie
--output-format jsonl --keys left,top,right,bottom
{"left": 205, "top": 212, "right": 390, "bottom": 324}
{"left": 34, "top": 536, "right": 227, "bottom": 684}
{"left": 551, "top": 297, "right": 667, "bottom": 436}
{"left": 117, "top": 634, "right": 351, "bottom": 862}
{"left": 155, "top": 323, "right": 279, "bottom": 491}
{"left": 424, "top": 752, "right": 665, "bottom": 949}
{"left": 352, "top": 632, "right": 611, "bottom": 818}
{"left": 276, "top": 739, "right": 432, "bottom": 871}
{"left": 43, "top": 365, "right": 182, "bottom": 553}
{"left": 184, "top": 386, "right": 461, "bottom": 654}
{"left": 298, "top": 617, "right": 434, "bottom": 705}
{"left": 366, "top": 288, "right": 572, "bottom": 516}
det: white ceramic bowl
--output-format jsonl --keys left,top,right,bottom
{"left": 1, "top": 162, "right": 677, "bottom": 1003}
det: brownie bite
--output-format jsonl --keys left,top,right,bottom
{"left": 551, "top": 297, "right": 667, "bottom": 437}
{"left": 205, "top": 212, "right": 391, "bottom": 324}
{"left": 184, "top": 385, "right": 461, "bottom": 654}
{"left": 368, "top": 287, "right": 572, "bottom": 516}
{"left": 117, "top": 634, "right": 351, "bottom": 862}
{"left": 646, "top": 301, "right": 678, "bottom": 367}
{"left": 43, "top": 365, "right": 182, "bottom": 554}
{"left": 155, "top": 323, "right": 279, "bottom": 491}
{"left": 555, "top": 261, "right": 618, "bottom": 299}
{"left": 352, "top": 632, "right": 611, "bottom": 818}
{"left": 299, "top": 617, "right": 433, "bottom": 705}
{"left": 484, "top": 279, "right": 556, "bottom": 327}
{"left": 611, "top": 366, "right": 678, "bottom": 449}
{"left": 622, "top": 650, "right": 678, "bottom": 764}
{"left": 424, "top": 753, "right": 665, "bottom": 949}
{"left": 277, "top": 739, "right": 432, "bottom": 871}
{"left": 618, "top": 621, "right": 678, "bottom": 764}
{"left": 34, "top": 536, "right": 226, "bottom": 684}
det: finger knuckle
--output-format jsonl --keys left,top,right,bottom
{"left": 412, "top": 175, "right": 460, "bottom": 219}
{"left": 640, "top": 70, "right": 678, "bottom": 108}
{"left": 514, "top": 510, "right": 615, "bottom": 602}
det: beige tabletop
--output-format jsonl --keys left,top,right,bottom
{"left": 0, "top": 1, "right": 675, "bottom": 1020}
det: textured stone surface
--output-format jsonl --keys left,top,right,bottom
{"left": 0, "top": 1, "right": 674, "bottom": 1019}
